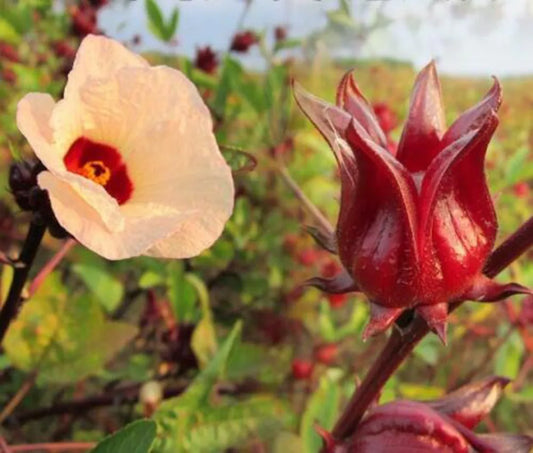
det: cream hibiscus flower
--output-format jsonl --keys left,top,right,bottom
{"left": 16, "top": 35, "right": 234, "bottom": 260}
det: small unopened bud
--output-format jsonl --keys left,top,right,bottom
{"left": 139, "top": 380, "right": 163, "bottom": 417}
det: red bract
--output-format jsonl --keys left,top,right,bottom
{"left": 372, "top": 102, "right": 398, "bottom": 134}
{"left": 330, "top": 377, "right": 532, "bottom": 453}
{"left": 291, "top": 358, "right": 314, "bottom": 380}
{"left": 194, "top": 46, "right": 219, "bottom": 74}
{"left": 294, "top": 62, "right": 531, "bottom": 342}
{"left": 230, "top": 30, "right": 258, "bottom": 53}
{"left": 0, "top": 41, "right": 20, "bottom": 63}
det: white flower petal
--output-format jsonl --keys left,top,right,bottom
{"left": 38, "top": 171, "right": 192, "bottom": 260}
{"left": 39, "top": 171, "right": 124, "bottom": 232}
{"left": 16, "top": 93, "right": 63, "bottom": 172}
{"left": 64, "top": 34, "right": 148, "bottom": 101}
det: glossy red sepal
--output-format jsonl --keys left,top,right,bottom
{"left": 425, "top": 376, "right": 510, "bottom": 429}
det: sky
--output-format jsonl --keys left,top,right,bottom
{"left": 98, "top": 0, "right": 533, "bottom": 77}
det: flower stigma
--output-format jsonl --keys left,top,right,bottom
{"left": 79, "top": 160, "right": 111, "bottom": 186}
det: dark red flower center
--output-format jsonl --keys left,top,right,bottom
{"left": 63, "top": 137, "right": 133, "bottom": 205}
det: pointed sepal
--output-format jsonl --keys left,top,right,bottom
{"left": 339, "top": 120, "right": 419, "bottom": 308}
{"left": 441, "top": 77, "right": 502, "bottom": 149}
{"left": 350, "top": 401, "right": 470, "bottom": 453}
{"left": 336, "top": 71, "right": 388, "bottom": 147}
{"left": 396, "top": 61, "right": 446, "bottom": 172}
{"left": 305, "top": 225, "right": 337, "bottom": 254}
{"left": 362, "top": 303, "right": 404, "bottom": 341}
{"left": 305, "top": 268, "right": 359, "bottom": 294}
{"left": 417, "top": 303, "right": 448, "bottom": 344}
{"left": 418, "top": 112, "right": 499, "bottom": 306}
{"left": 462, "top": 274, "right": 532, "bottom": 302}
{"left": 426, "top": 376, "right": 510, "bottom": 429}
{"left": 476, "top": 433, "right": 533, "bottom": 453}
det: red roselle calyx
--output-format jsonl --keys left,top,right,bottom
{"left": 327, "top": 377, "right": 533, "bottom": 453}
{"left": 294, "top": 62, "right": 531, "bottom": 342}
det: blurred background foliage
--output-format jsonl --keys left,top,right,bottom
{"left": 0, "top": 0, "right": 531, "bottom": 451}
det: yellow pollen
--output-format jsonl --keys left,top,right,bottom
{"left": 80, "top": 160, "right": 111, "bottom": 185}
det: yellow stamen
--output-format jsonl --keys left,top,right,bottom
{"left": 80, "top": 160, "right": 111, "bottom": 186}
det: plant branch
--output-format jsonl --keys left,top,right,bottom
{"left": 277, "top": 165, "right": 334, "bottom": 236}
{"left": 484, "top": 215, "right": 533, "bottom": 278}
{"left": 330, "top": 215, "right": 533, "bottom": 442}
{"left": 8, "top": 442, "right": 94, "bottom": 452}
{"left": 28, "top": 238, "right": 76, "bottom": 297}
{"left": 0, "top": 221, "right": 46, "bottom": 345}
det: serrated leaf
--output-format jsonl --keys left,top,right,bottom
{"left": 184, "top": 396, "right": 290, "bottom": 452}
{"left": 91, "top": 420, "right": 156, "bottom": 453}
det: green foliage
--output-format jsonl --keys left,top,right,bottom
{"left": 300, "top": 371, "right": 342, "bottom": 453}
{"left": 91, "top": 420, "right": 156, "bottom": 453}
{"left": 4, "top": 273, "right": 137, "bottom": 385}
{"left": 145, "top": 0, "right": 179, "bottom": 42}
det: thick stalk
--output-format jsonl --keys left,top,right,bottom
{"left": 0, "top": 221, "right": 46, "bottom": 345}
{"left": 330, "top": 215, "right": 533, "bottom": 442}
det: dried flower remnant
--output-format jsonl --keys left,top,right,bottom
{"left": 294, "top": 62, "right": 531, "bottom": 342}
{"left": 16, "top": 35, "right": 234, "bottom": 260}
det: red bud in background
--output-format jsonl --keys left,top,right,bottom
{"left": 230, "top": 30, "right": 258, "bottom": 53}
{"left": 0, "top": 41, "right": 20, "bottom": 63}
{"left": 194, "top": 46, "right": 219, "bottom": 74}
{"left": 291, "top": 358, "right": 313, "bottom": 380}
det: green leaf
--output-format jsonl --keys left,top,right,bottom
{"left": 0, "top": 17, "right": 20, "bottom": 43}
{"left": 145, "top": 0, "right": 178, "bottom": 42}
{"left": 213, "top": 57, "right": 242, "bottom": 117}
{"left": 167, "top": 261, "right": 197, "bottom": 322}
{"left": 164, "top": 8, "right": 179, "bottom": 41}
{"left": 145, "top": 0, "right": 167, "bottom": 41}
{"left": 301, "top": 372, "right": 341, "bottom": 453}
{"left": 154, "top": 322, "right": 243, "bottom": 452}
{"left": 185, "top": 396, "right": 290, "bottom": 452}
{"left": 187, "top": 273, "right": 218, "bottom": 368}
{"left": 495, "top": 331, "right": 524, "bottom": 379}
{"left": 72, "top": 262, "right": 124, "bottom": 312}
{"left": 4, "top": 273, "right": 137, "bottom": 384}
{"left": 91, "top": 420, "right": 156, "bottom": 453}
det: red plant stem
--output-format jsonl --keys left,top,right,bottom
{"left": 330, "top": 215, "right": 533, "bottom": 442}
{"left": 483, "top": 215, "right": 533, "bottom": 278}
{"left": 0, "top": 221, "right": 46, "bottom": 345}
{"left": 28, "top": 238, "right": 76, "bottom": 297}
{"left": 9, "top": 442, "right": 94, "bottom": 452}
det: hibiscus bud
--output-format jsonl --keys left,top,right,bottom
{"left": 52, "top": 40, "right": 76, "bottom": 59}
{"left": 0, "top": 41, "right": 20, "bottom": 63}
{"left": 230, "top": 30, "right": 258, "bottom": 53}
{"left": 327, "top": 293, "right": 348, "bottom": 309}
{"left": 294, "top": 62, "right": 531, "bottom": 341}
{"left": 70, "top": 5, "right": 98, "bottom": 38}
{"left": 194, "top": 46, "right": 219, "bottom": 74}
{"left": 1, "top": 67, "right": 16, "bottom": 85}
{"left": 291, "top": 358, "right": 313, "bottom": 380}
{"left": 340, "top": 378, "right": 533, "bottom": 453}
{"left": 314, "top": 343, "right": 338, "bottom": 365}
{"left": 372, "top": 102, "right": 398, "bottom": 134}
{"left": 274, "top": 26, "right": 287, "bottom": 43}
{"left": 513, "top": 181, "right": 529, "bottom": 198}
